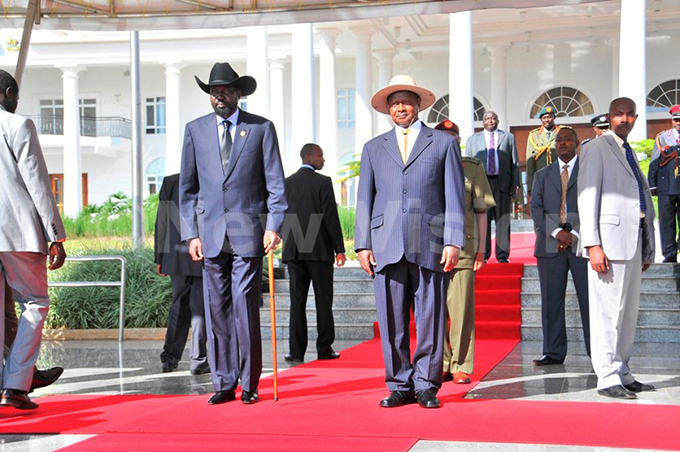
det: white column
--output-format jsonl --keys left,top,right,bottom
{"left": 449, "top": 12, "right": 474, "bottom": 143}
{"left": 611, "top": 39, "right": 620, "bottom": 104}
{"left": 291, "top": 23, "right": 316, "bottom": 174}
{"left": 376, "top": 49, "right": 396, "bottom": 134}
{"left": 318, "top": 28, "right": 339, "bottom": 180}
{"left": 164, "top": 62, "right": 184, "bottom": 175}
{"left": 270, "top": 59, "right": 287, "bottom": 163}
{"left": 489, "top": 44, "right": 509, "bottom": 133}
{"left": 353, "top": 28, "right": 374, "bottom": 155}
{"left": 618, "top": 0, "right": 647, "bottom": 141}
{"left": 247, "top": 26, "right": 270, "bottom": 117}
{"left": 60, "top": 65, "right": 83, "bottom": 218}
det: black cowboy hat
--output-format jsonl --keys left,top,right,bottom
{"left": 194, "top": 62, "right": 257, "bottom": 96}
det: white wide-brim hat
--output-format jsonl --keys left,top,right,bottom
{"left": 371, "top": 75, "right": 436, "bottom": 115}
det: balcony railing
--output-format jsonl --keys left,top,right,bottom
{"left": 26, "top": 115, "right": 132, "bottom": 140}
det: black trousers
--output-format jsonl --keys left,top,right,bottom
{"left": 485, "top": 176, "right": 512, "bottom": 261}
{"left": 287, "top": 260, "right": 335, "bottom": 359}
{"left": 658, "top": 194, "right": 680, "bottom": 261}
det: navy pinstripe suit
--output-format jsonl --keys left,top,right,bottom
{"left": 355, "top": 123, "right": 465, "bottom": 392}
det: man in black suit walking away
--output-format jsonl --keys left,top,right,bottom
{"left": 282, "top": 144, "right": 346, "bottom": 363}
{"left": 155, "top": 174, "right": 208, "bottom": 375}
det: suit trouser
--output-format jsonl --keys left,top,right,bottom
{"left": 287, "top": 260, "right": 335, "bottom": 359}
{"left": 658, "top": 194, "right": 680, "bottom": 260}
{"left": 485, "top": 176, "right": 512, "bottom": 261}
{"left": 537, "top": 250, "right": 590, "bottom": 362}
{"left": 374, "top": 257, "right": 448, "bottom": 393}
{"left": 588, "top": 236, "right": 642, "bottom": 390}
{"left": 443, "top": 265, "right": 475, "bottom": 374}
{"left": 203, "top": 251, "right": 262, "bottom": 393}
{"left": 4, "top": 281, "right": 18, "bottom": 356}
{"left": 0, "top": 252, "right": 49, "bottom": 392}
{"left": 160, "top": 275, "right": 208, "bottom": 371}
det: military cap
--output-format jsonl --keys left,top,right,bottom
{"left": 670, "top": 104, "right": 680, "bottom": 118}
{"left": 538, "top": 105, "right": 556, "bottom": 118}
{"left": 434, "top": 119, "right": 460, "bottom": 135}
{"left": 590, "top": 114, "right": 609, "bottom": 128}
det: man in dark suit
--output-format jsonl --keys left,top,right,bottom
{"left": 465, "top": 111, "right": 519, "bottom": 263}
{"left": 155, "top": 173, "right": 208, "bottom": 375}
{"left": 530, "top": 127, "right": 590, "bottom": 366}
{"left": 648, "top": 104, "right": 680, "bottom": 263}
{"left": 282, "top": 144, "right": 346, "bottom": 363}
{"left": 355, "top": 75, "right": 465, "bottom": 409}
{"left": 179, "top": 62, "right": 287, "bottom": 405}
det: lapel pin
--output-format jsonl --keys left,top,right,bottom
{"left": 240, "top": 130, "right": 247, "bottom": 137}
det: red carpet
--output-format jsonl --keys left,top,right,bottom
{"left": 487, "top": 232, "right": 537, "bottom": 265}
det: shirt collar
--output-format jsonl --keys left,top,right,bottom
{"left": 559, "top": 154, "right": 577, "bottom": 171}
{"left": 605, "top": 129, "right": 625, "bottom": 149}
{"left": 300, "top": 164, "right": 315, "bottom": 170}
{"left": 216, "top": 108, "right": 240, "bottom": 126}
{"left": 395, "top": 119, "right": 422, "bottom": 133}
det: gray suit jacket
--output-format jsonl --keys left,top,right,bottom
{"left": 354, "top": 124, "right": 465, "bottom": 273}
{"left": 531, "top": 158, "right": 581, "bottom": 257}
{"left": 179, "top": 109, "right": 287, "bottom": 259}
{"left": 0, "top": 105, "right": 65, "bottom": 254}
{"left": 577, "top": 134, "right": 655, "bottom": 263}
{"left": 465, "top": 130, "right": 520, "bottom": 193}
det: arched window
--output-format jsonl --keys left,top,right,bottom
{"left": 530, "top": 87, "right": 594, "bottom": 118}
{"left": 146, "top": 158, "right": 166, "bottom": 195}
{"left": 427, "top": 95, "right": 486, "bottom": 124}
{"left": 647, "top": 79, "right": 680, "bottom": 113}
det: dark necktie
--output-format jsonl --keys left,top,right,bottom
{"left": 220, "top": 120, "right": 232, "bottom": 174}
{"left": 488, "top": 132, "right": 496, "bottom": 175}
{"left": 623, "top": 142, "right": 646, "bottom": 216}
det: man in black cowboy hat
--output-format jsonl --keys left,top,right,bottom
{"left": 179, "top": 62, "right": 288, "bottom": 405}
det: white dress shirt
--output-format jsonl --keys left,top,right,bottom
{"left": 216, "top": 108, "right": 240, "bottom": 142}
{"left": 395, "top": 119, "right": 422, "bottom": 162}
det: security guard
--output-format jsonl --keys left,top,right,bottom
{"left": 526, "top": 106, "right": 560, "bottom": 202}
{"left": 434, "top": 119, "right": 495, "bottom": 385}
{"left": 648, "top": 104, "right": 680, "bottom": 263}
{"left": 581, "top": 113, "right": 609, "bottom": 146}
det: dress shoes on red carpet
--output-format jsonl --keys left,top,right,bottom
{"left": 162, "top": 362, "right": 178, "bottom": 373}
{"left": 241, "top": 390, "right": 259, "bottom": 404}
{"left": 624, "top": 380, "right": 656, "bottom": 393}
{"left": 318, "top": 351, "right": 341, "bottom": 360}
{"left": 597, "top": 385, "right": 637, "bottom": 399}
{"left": 379, "top": 390, "right": 416, "bottom": 408}
{"left": 284, "top": 354, "right": 304, "bottom": 363}
{"left": 442, "top": 372, "right": 453, "bottom": 382}
{"left": 30, "top": 366, "right": 64, "bottom": 393}
{"left": 208, "top": 390, "right": 236, "bottom": 405}
{"left": 416, "top": 389, "right": 442, "bottom": 409}
{"left": 453, "top": 372, "right": 471, "bottom": 384}
{"left": 533, "top": 355, "right": 564, "bottom": 366}
{"left": 0, "top": 388, "right": 39, "bottom": 410}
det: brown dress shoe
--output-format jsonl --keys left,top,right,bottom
{"left": 453, "top": 372, "right": 471, "bottom": 384}
{"left": 0, "top": 389, "right": 39, "bottom": 410}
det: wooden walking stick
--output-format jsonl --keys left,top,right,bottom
{"left": 268, "top": 249, "right": 279, "bottom": 401}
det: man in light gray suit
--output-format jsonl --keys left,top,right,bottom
{"left": 531, "top": 127, "right": 589, "bottom": 366}
{"left": 355, "top": 75, "right": 465, "bottom": 409}
{"left": 0, "top": 70, "right": 67, "bottom": 410}
{"left": 180, "top": 62, "right": 287, "bottom": 406}
{"left": 466, "top": 111, "right": 520, "bottom": 263}
{"left": 578, "top": 97, "right": 656, "bottom": 400}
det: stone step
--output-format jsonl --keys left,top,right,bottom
{"left": 521, "top": 306, "right": 680, "bottom": 326}
{"left": 264, "top": 293, "right": 376, "bottom": 308}
{"left": 521, "top": 292, "right": 680, "bottom": 309}
{"left": 261, "top": 323, "right": 375, "bottom": 341}
{"left": 521, "top": 276, "right": 680, "bottom": 292}
{"left": 522, "top": 263, "right": 680, "bottom": 278}
{"left": 521, "top": 325, "right": 680, "bottom": 343}
{"left": 273, "top": 278, "right": 373, "bottom": 295}
{"left": 259, "top": 307, "right": 377, "bottom": 325}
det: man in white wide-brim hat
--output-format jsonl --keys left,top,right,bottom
{"left": 354, "top": 75, "right": 465, "bottom": 409}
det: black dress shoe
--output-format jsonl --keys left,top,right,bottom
{"left": 624, "top": 380, "right": 656, "bottom": 393}
{"left": 533, "top": 355, "right": 564, "bottom": 366}
{"left": 208, "top": 390, "right": 236, "bottom": 405}
{"left": 0, "top": 389, "right": 39, "bottom": 410}
{"left": 498, "top": 258, "right": 510, "bottom": 263}
{"left": 416, "top": 389, "right": 442, "bottom": 408}
{"left": 442, "top": 372, "right": 453, "bottom": 382}
{"left": 30, "top": 366, "right": 64, "bottom": 392}
{"left": 162, "top": 362, "right": 178, "bottom": 373}
{"left": 318, "top": 351, "right": 340, "bottom": 360}
{"left": 379, "top": 390, "right": 416, "bottom": 408}
{"left": 241, "top": 389, "right": 259, "bottom": 404}
{"left": 190, "top": 364, "right": 211, "bottom": 376}
{"left": 662, "top": 257, "right": 677, "bottom": 263}
{"left": 284, "top": 354, "right": 304, "bottom": 363}
{"left": 597, "top": 385, "right": 637, "bottom": 399}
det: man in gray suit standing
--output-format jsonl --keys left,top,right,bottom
{"left": 355, "top": 75, "right": 465, "bottom": 409}
{"left": 530, "top": 127, "right": 589, "bottom": 366}
{"left": 465, "top": 111, "right": 520, "bottom": 263}
{"left": 179, "top": 63, "right": 287, "bottom": 405}
{"left": 0, "top": 70, "right": 67, "bottom": 410}
{"left": 578, "top": 97, "right": 656, "bottom": 399}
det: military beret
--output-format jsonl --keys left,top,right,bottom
{"left": 434, "top": 119, "right": 460, "bottom": 135}
{"left": 538, "top": 106, "right": 556, "bottom": 118}
{"left": 670, "top": 104, "right": 680, "bottom": 118}
{"left": 590, "top": 114, "right": 609, "bottom": 128}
